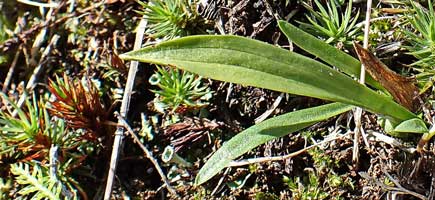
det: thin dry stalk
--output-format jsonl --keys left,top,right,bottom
{"left": 114, "top": 112, "right": 179, "bottom": 197}
{"left": 353, "top": 0, "right": 373, "bottom": 165}
{"left": 210, "top": 168, "right": 231, "bottom": 196}
{"left": 229, "top": 132, "right": 349, "bottom": 167}
{"left": 2, "top": 45, "right": 21, "bottom": 92}
{"left": 367, "top": 131, "right": 416, "bottom": 153}
{"left": 0, "top": 1, "right": 104, "bottom": 51}
{"left": 360, "top": 169, "right": 428, "bottom": 200}
{"left": 104, "top": 17, "right": 148, "bottom": 199}
{"left": 255, "top": 93, "right": 283, "bottom": 123}
{"left": 12, "top": 34, "right": 59, "bottom": 117}
{"left": 17, "top": 0, "right": 59, "bottom": 8}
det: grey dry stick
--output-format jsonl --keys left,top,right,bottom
{"left": 103, "top": 18, "right": 146, "bottom": 199}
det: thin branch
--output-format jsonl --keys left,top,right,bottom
{"left": 49, "top": 145, "right": 59, "bottom": 181}
{"left": 12, "top": 7, "right": 56, "bottom": 112}
{"left": 0, "top": 2, "right": 104, "bottom": 51}
{"left": 367, "top": 131, "right": 416, "bottom": 153}
{"left": 353, "top": 0, "right": 373, "bottom": 165}
{"left": 229, "top": 132, "right": 349, "bottom": 167}
{"left": 362, "top": 1, "right": 372, "bottom": 50}
{"left": 2, "top": 45, "right": 21, "bottom": 92}
{"left": 114, "top": 112, "right": 179, "bottom": 197}
{"left": 104, "top": 17, "right": 148, "bottom": 199}
{"left": 383, "top": 169, "right": 427, "bottom": 200}
{"left": 360, "top": 171, "right": 427, "bottom": 200}
{"left": 17, "top": 0, "right": 59, "bottom": 8}
{"left": 255, "top": 93, "right": 283, "bottom": 123}
{"left": 49, "top": 145, "right": 73, "bottom": 198}
{"left": 210, "top": 168, "right": 231, "bottom": 196}
{"left": 12, "top": 34, "right": 60, "bottom": 116}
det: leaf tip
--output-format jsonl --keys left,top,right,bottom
{"left": 194, "top": 174, "right": 206, "bottom": 186}
{"left": 118, "top": 53, "right": 130, "bottom": 60}
{"left": 277, "top": 20, "right": 287, "bottom": 28}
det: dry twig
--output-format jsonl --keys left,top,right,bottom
{"left": 353, "top": 0, "right": 373, "bottom": 165}
{"left": 210, "top": 168, "right": 231, "bottom": 196}
{"left": 12, "top": 34, "right": 60, "bottom": 116}
{"left": 0, "top": 1, "right": 104, "bottom": 52}
{"left": 2, "top": 45, "right": 21, "bottom": 92}
{"left": 255, "top": 93, "right": 284, "bottom": 123}
{"left": 114, "top": 112, "right": 179, "bottom": 197}
{"left": 360, "top": 170, "right": 427, "bottom": 200}
{"left": 17, "top": 0, "right": 59, "bottom": 8}
{"left": 229, "top": 131, "right": 349, "bottom": 167}
{"left": 104, "top": 17, "right": 148, "bottom": 199}
{"left": 366, "top": 131, "right": 416, "bottom": 153}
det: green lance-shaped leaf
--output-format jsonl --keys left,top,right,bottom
{"left": 394, "top": 118, "right": 428, "bottom": 134}
{"left": 277, "top": 20, "right": 383, "bottom": 90}
{"left": 195, "top": 102, "right": 353, "bottom": 185}
{"left": 120, "top": 35, "right": 415, "bottom": 121}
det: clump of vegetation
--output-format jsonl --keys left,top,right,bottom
{"left": 0, "top": 94, "right": 62, "bottom": 162}
{"left": 404, "top": 1, "right": 435, "bottom": 68}
{"left": 138, "top": 0, "right": 213, "bottom": 115}
{"left": 403, "top": 1, "right": 435, "bottom": 91}
{"left": 299, "top": 0, "right": 362, "bottom": 48}
{"left": 284, "top": 172, "right": 329, "bottom": 200}
{"left": 137, "top": 0, "right": 210, "bottom": 39}
{"left": 0, "top": 93, "right": 87, "bottom": 199}
{"left": 149, "top": 65, "right": 212, "bottom": 113}
{"left": 10, "top": 162, "right": 78, "bottom": 199}
{"left": 2, "top": 0, "right": 435, "bottom": 199}
{"left": 47, "top": 74, "right": 109, "bottom": 140}
{"left": 282, "top": 135, "right": 354, "bottom": 200}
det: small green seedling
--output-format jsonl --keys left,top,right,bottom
{"left": 137, "top": 0, "right": 209, "bottom": 39}
{"left": 299, "top": 0, "right": 361, "bottom": 48}
{"left": 149, "top": 66, "right": 212, "bottom": 113}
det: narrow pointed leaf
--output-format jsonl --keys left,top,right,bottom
{"left": 277, "top": 20, "right": 382, "bottom": 89}
{"left": 195, "top": 102, "right": 353, "bottom": 185}
{"left": 120, "top": 35, "right": 415, "bottom": 121}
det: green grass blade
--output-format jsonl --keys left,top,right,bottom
{"left": 120, "top": 35, "right": 415, "bottom": 121}
{"left": 194, "top": 102, "right": 354, "bottom": 185}
{"left": 277, "top": 20, "right": 382, "bottom": 89}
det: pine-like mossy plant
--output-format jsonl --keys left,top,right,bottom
{"left": 299, "top": 0, "right": 361, "bottom": 48}
{"left": 149, "top": 66, "right": 212, "bottom": 113}
{"left": 137, "top": 0, "right": 210, "bottom": 39}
